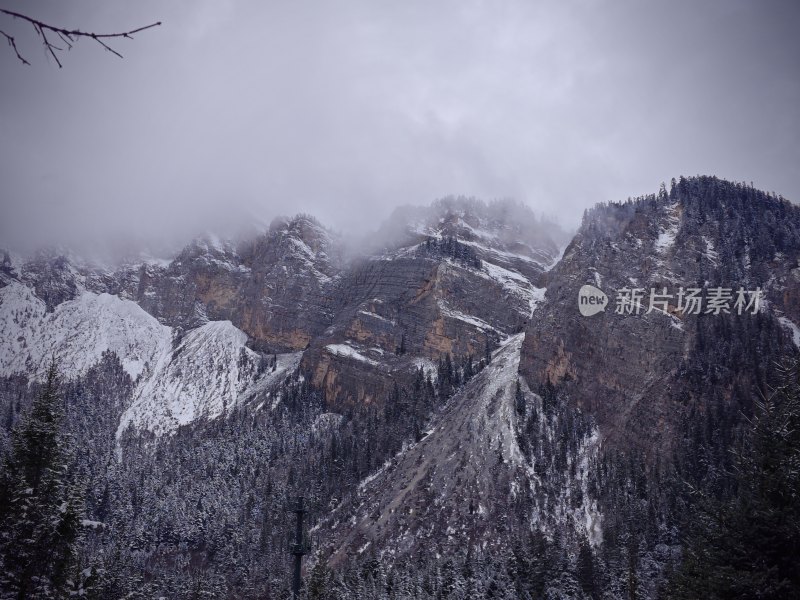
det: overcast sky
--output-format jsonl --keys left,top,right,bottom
{"left": 1, "top": 0, "right": 798, "bottom": 252}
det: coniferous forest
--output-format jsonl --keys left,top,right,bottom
{"left": 1, "top": 315, "right": 799, "bottom": 597}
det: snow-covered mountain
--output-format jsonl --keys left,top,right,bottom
{"left": 521, "top": 176, "right": 800, "bottom": 453}
{"left": 1, "top": 182, "right": 799, "bottom": 598}
{"left": 0, "top": 280, "right": 305, "bottom": 437}
{"left": 1, "top": 198, "right": 564, "bottom": 437}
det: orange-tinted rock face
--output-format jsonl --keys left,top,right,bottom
{"left": 7, "top": 201, "right": 566, "bottom": 412}
{"left": 520, "top": 178, "right": 800, "bottom": 455}
{"left": 423, "top": 315, "right": 454, "bottom": 356}
{"left": 124, "top": 216, "right": 340, "bottom": 352}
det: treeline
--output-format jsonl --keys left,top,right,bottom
{"left": 1, "top": 337, "right": 798, "bottom": 598}
{"left": 0, "top": 343, "right": 492, "bottom": 598}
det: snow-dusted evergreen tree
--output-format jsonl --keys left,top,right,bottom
{"left": 0, "top": 361, "right": 84, "bottom": 599}
{"left": 670, "top": 357, "right": 800, "bottom": 599}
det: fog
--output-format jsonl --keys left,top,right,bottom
{"left": 1, "top": 0, "right": 798, "bottom": 254}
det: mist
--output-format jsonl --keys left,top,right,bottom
{"left": 1, "top": 0, "right": 798, "bottom": 254}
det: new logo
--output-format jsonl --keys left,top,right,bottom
{"left": 578, "top": 285, "right": 608, "bottom": 316}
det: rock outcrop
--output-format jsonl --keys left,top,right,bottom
{"left": 520, "top": 176, "right": 800, "bottom": 453}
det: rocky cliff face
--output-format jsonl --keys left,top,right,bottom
{"left": 4, "top": 183, "right": 798, "bottom": 444}
{"left": 520, "top": 176, "right": 800, "bottom": 453}
{"left": 2, "top": 180, "right": 799, "bottom": 597}
{"left": 129, "top": 215, "right": 342, "bottom": 351}
{"left": 0, "top": 199, "right": 563, "bottom": 434}
{"left": 303, "top": 201, "right": 562, "bottom": 408}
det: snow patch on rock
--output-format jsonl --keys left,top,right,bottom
{"left": 437, "top": 299, "right": 498, "bottom": 333}
{"left": 778, "top": 316, "right": 800, "bottom": 348}
{"left": 481, "top": 261, "right": 546, "bottom": 317}
{"left": 655, "top": 202, "right": 680, "bottom": 253}
{"left": 702, "top": 235, "right": 719, "bottom": 265}
{"left": 325, "top": 343, "right": 379, "bottom": 366}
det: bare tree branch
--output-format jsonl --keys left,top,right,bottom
{"left": 0, "top": 9, "right": 161, "bottom": 67}
{"left": 0, "top": 28, "right": 29, "bottom": 65}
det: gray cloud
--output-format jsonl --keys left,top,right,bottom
{"left": 1, "top": 0, "right": 798, "bottom": 252}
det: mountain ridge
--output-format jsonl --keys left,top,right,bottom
{"left": 1, "top": 176, "right": 799, "bottom": 597}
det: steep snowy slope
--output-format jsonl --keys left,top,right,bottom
{"left": 0, "top": 278, "right": 303, "bottom": 438}
{"left": 0, "top": 281, "right": 170, "bottom": 381}
{"left": 319, "top": 334, "right": 600, "bottom": 566}
{"left": 117, "top": 322, "right": 303, "bottom": 438}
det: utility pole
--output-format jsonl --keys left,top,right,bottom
{"left": 287, "top": 495, "right": 311, "bottom": 598}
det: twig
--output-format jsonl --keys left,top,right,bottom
{"left": 0, "top": 28, "right": 29, "bottom": 65}
{"left": 35, "top": 23, "right": 63, "bottom": 68}
{"left": 93, "top": 36, "right": 123, "bottom": 59}
{"left": 0, "top": 9, "right": 161, "bottom": 67}
{"left": 55, "top": 31, "right": 73, "bottom": 51}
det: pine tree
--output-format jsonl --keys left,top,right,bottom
{"left": 463, "top": 354, "right": 474, "bottom": 381}
{"left": 514, "top": 380, "right": 526, "bottom": 417}
{"left": 670, "top": 357, "right": 800, "bottom": 599}
{"left": 0, "top": 361, "right": 85, "bottom": 599}
{"left": 308, "top": 560, "right": 331, "bottom": 599}
{"left": 576, "top": 536, "right": 597, "bottom": 599}
{"left": 396, "top": 334, "right": 406, "bottom": 356}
